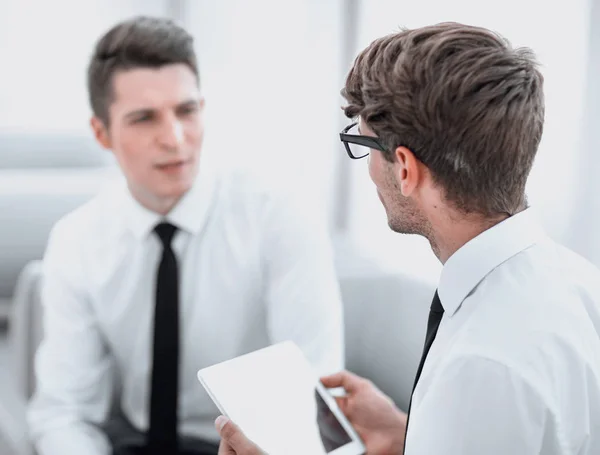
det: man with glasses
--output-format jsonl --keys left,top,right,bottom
{"left": 215, "top": 21, "right": 600, "bottom": 455}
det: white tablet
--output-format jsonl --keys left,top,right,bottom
{"left": 197, "top": 341, "right": 365, "bottom": 455}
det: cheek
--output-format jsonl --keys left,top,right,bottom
{"left": 368, "top": 153, "right": 382, "bottom": 188}
{"left": 112, "top": 128, "right": 153, "bottom": 172}
{"left": 185, "top": 117, "right": 204, "bottom": 149}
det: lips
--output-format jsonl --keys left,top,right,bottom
{"left": 155, "top": 159, "right": 190, "bottom": 170}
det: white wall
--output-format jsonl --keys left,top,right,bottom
{"left": 0, "top": 0, "right": 596, "bottom": 272}
{"left": 185, "top": 0, "right": 346, "bottom": 224}
{"left": 568, "top": 0, "right": 600, "bottom": 265}
{"left": 0, "top": 0, "right": 169, "bottom": 134}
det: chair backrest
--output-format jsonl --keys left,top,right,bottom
{"left": 9, "top": 260, "right": 44, "bottom": 400}
{"left": 0, "top": 167, "right": 118, "bottom": 310}
{"left": 338, "top": 272, "right": 433, "bottom": 411}
{"left": 0, "top": 134, "right": 113, "bottom": 169}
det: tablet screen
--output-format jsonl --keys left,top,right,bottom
{"left": 315, "top": 388, "right": 353, "bottom": 451}
{"left": 198, "top": 341, "right": 365, "bottom": 455}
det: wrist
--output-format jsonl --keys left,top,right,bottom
{"left": 387, "top": 410, "right": 408, "bottom": 455}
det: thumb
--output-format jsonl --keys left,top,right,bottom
{"left": 216, "top": 416, "right": 263, "bottom": 453}
{"left": 218, "top": 440, "right": 236, "bottom": 455}
{"left": 321, "top": 370, "right": 361, "bottom": 393}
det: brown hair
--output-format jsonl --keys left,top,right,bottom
{"left": 87, "top": 16, "right": 198, "bottom": 126}
{"left": 343, "top": 22, "right": 545, "bottom": 216}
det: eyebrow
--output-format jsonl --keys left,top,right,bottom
{"left": 124, "top": 99, "right": 200, "bottom": 120}
{"left": 176, "top": 99, "right": 200, "bottom": 110}
{"left": 125, "top": 108, "right": 154, "bottom": 121}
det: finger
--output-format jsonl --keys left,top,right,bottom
{"left": 334, "top": 395, "right": 354, "bottom": 420}
{"left": 216, "top": 416, "right": 263, "bottom": 454}
{"left": 334, "top": 395, "right": 348, "bottom": 413}
{"left": 320, "top": 370, "right": 364, "bottom": 393}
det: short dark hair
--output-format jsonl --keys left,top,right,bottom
{"left": 87, "top": 16, "right": 199, "bottom": 126}
{"left": 343, "top": 22, "right": 545, "bottom": 217}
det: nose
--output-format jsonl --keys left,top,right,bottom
{"left": 158, "top": 117, "right": 184, "bottom": 151}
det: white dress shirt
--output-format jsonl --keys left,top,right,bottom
{"left": 27, "top": 162, "right": 344, "bottom": 455}
{"left": 405, "top": 209, "right": 600, "bottom": 455}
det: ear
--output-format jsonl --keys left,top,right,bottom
{"left": 90, "top": 116, "right": 111, "bottom": 150}
{"left": 393, "top": 146, "right": 422, "bottom": 197}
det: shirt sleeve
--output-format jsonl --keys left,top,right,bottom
{"left": 260, "top": 190, "right": 344, "bottom": 377}
{"left": 27, "top": 220, "right": 113, "bottom": 455}
{"left": 406, "top": 354, "right": 551, "bottom": 455}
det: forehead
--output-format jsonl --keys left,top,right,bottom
{"left": 111, "top": 63, "right": 199, "bottom": 110}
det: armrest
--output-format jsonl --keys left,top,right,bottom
{"left": 0, "top": 385, "right": 34, "bottom": 455}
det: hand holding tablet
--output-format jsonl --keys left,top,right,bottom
{"left": 197, "top": 341, "right": 366, "bottom": 455}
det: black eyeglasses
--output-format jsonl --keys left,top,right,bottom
{"left": 339, "top": 121, "right": 388, "bottom": 159}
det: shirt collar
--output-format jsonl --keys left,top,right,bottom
{"left": 438, "top": 208, "right": 546, "bottom": 316}
{"left": 123, "top": 159, "right": 217, "bottom": 240}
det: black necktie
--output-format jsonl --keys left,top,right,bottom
{"left": 404, "top": 291, "right": 444, "bottom": 451}
{"left": 147, "top": 222, "right": 179, "bottom": 454}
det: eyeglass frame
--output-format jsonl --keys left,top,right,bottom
{"left": 339, "top": 121, "right": 389, "bottom": 159}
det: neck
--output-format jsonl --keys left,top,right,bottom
{"left": 129, "top": 185, "right": 183, "bottom": 216}
{"left": 428, "top": 209, "right": 513, "bottom": 264}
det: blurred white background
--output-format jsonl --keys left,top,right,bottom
{"left": 2, "top": 0, "right": 598, "bottom": 277}
{"left": 1, "top": 0, "right": 599, "bottom": 452}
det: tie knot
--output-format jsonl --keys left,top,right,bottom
{"left": 154, "top": 222, "right": 177, "bottom": 247}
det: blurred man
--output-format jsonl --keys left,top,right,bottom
{"left": 27, "top": 16, "right": 344, "bottom": 455}
{"left": 216, "top": 22, "right": 600, "bottom": 454}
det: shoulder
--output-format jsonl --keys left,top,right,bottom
{"left": 47, "top": 179, "right": 126, "bottom": 256}
{"left": 474, "top": 238, "right": 600, "bottom": 320}
{"left": 550, "top": 241, "right": 600, "bottom": 294}
{"left": 453, "top": 242, "right": 600, "bottom": 398}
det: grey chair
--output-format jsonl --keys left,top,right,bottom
{"left": 2, "top": 256, "right": 435, "bottom": 454}
{"left": 10, "top": 261, "right": 44, "bottom": 402}
{"left": 0, "top": 166, "right": 118, "bottom": 323}
{"left": 1, "top": 260, "right": 43, "bottom": 455}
